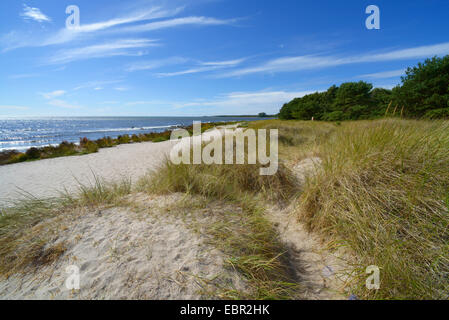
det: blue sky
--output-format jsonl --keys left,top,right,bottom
{"left": 1, "top": 0, "right": 449, "bottom": 117}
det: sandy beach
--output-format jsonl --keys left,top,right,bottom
{"left": 0, "top": 126, "right": 236, "bottom": 206}
{"left": 0, "top": 140, "right": 175, "bottom": 206}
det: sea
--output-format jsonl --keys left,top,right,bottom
{"left": 0, "top": 116, "right": 268, "bottom": 152}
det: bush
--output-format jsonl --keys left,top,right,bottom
{"left": 117, "top": 135, "right": 130, "bottom": 144}
{"left": 9, "top": 153, "right": 28, "bottom": 163}
{"left": 95, "top": 137, "right": 115, "bottom": 148}
{"left": 424, "top": 107, "right": 449, "bottom": 119}
{"left": 131, "top": 134, "right": 141, "bottom": 143}
{"left": 83, "top": 141, "right": 99, "bottom": 153}
{"left": 322, "top": 111, "right": 345, "bottom": 121}
{"left": 25, "top": 147, "right": 40, "bottom": 159}
{"left": 394, "top": 56, "right": 449, "bottom": 117}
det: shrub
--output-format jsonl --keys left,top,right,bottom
{"left": 83, "top": 141, "right": 99, "bottom": 153}
{"left": 117, "top": 135, "right": 130, "bottom": 144}
{"left": 25, "top": 147, "right": 40, "bottom": 159}
{"left": 131, "top": 134, "right": 141, "bottom": 143}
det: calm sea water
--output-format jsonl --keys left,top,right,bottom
{"left": 0, "top": 116, "right": 268, "bottom": 152}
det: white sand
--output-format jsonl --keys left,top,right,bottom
{"left": 0, "top": 140, "right": 175, "bottom": 206}
{"left": 0, "top": 194, "right": 246, "bottom": 300}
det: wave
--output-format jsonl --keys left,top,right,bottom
{"left": 78, "top": 125, "right": 180, "bottom": 134}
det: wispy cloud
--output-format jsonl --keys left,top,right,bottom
{"left": 120, "top": 16, "right": 237, "bottom": 33}
{"left": 114, "top": 87, "right": 129, "bottom": 91}
{"left": 46, "top": 39, "right": 157, "bottom": 64}
{"left": 9, "top": 73, "right": 39, "bottom": 79}
{"left": 358, "top": 69, "right": 406, "bottom": 79}
{"left": 40, "top": 90, "right": 66, "bottom": 99}
{"left": 73, "top": 80, "right": 123, "bottom": 91}
{"left": 220, "top": 42, "right": 449, "bottom": 77}
{"left": 40, "top": 90, "right": 81, "bottom": 109}
{"left": 20, "top": 4, "right": 51, "bottom": 23}
{"left": 156, "top": 58, "right": 246, "bottom": 77}
{"left": 126, "top": 57, "right": 188, "bottom": 72}
{"left": 42, "top": 6, "right": 183, "bottom": 46}
{"left": 48, "top": 99, "right": 81, "bottom": 109}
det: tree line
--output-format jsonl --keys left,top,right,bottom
{"left": 279, "top": 55, "right": 449, "bottom": 120}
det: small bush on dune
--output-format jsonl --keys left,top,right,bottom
{"left": 95, "top": 137, "right": 115, "bottom": 148}
{"left": 117, "top": 135, "right": 130, "bottom": 144}
{"left": 9, "top": 153, "right": 28, "bottom": 164}
{"left": 25, "top": 147, "right": 41, "bottom": 159}
{"left": 131, "top": 134, "right": 141, "bottom": 143}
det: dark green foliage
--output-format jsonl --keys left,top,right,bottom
{"left": 393, "top": 56, "right": 449, "bottom": 118}
{"left": 25, "top": 147, "right": 40, "bottom": 159}
{"left": 279, "top": 56, "right": 449, "bottom": 121}
{"left": 279, "top": 81, "right": 381, "bottom": 121}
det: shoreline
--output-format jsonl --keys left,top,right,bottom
{"left": 0, "top": 121, "right": 241, "bottom": 167}
{"left": 0, "top": 123, "right": 242, "bottom": 207}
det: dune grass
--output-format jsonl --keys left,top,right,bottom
{"left": 250, "top": 118, "right": 449, "bottom": 299}
{"left": 137, "top": 156, "right": 301, "bottom": 299}
{"left": 0, "top": 176, "right": 133, "bottom": 278}
{"left": 2, "top": 118, "right": 447, "bottom": 300}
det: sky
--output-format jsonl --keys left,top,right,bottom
{"left": 1, "top": 0, "right": 449, "bottom": 117}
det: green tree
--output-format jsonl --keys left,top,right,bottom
{"left": 394, "top": 55, "right": 449, "bottom": 118}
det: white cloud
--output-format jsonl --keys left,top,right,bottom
{"left": 48, "top": 99, "right": 81, "bottom": 109}
{"left": 21, "top": 4, "right": 51, "bottom": 23}
{"left": 201, "top": 59, "right": 246, "bottom": 67}
{"left": 46, "top": 39, "right": 157, "bottom": 64}
{"left": 121, "top": 16, "right": 237, "bottom": 33}
{"left": 126, "top": 57, "right": 188, "bottom": 72}
{"left": 73, "top": 80, "right": 123, "bottom": 91}
{"left": 41, "top": 90, "right": 66, "bottom": 99}
{"left": 42, "top": 6, "right": 183, "bottom": 46}
{"left": 358, "top": 69, "right": 406, "bottom": 79}
{"left": 156, "top": 58, "right": 246, "bottom": 77}
{"left": 220, "top": 42, "right": 449, "bottom": 77}
{"left": 114, "top": 87, "right": 129, "bottom": 91}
